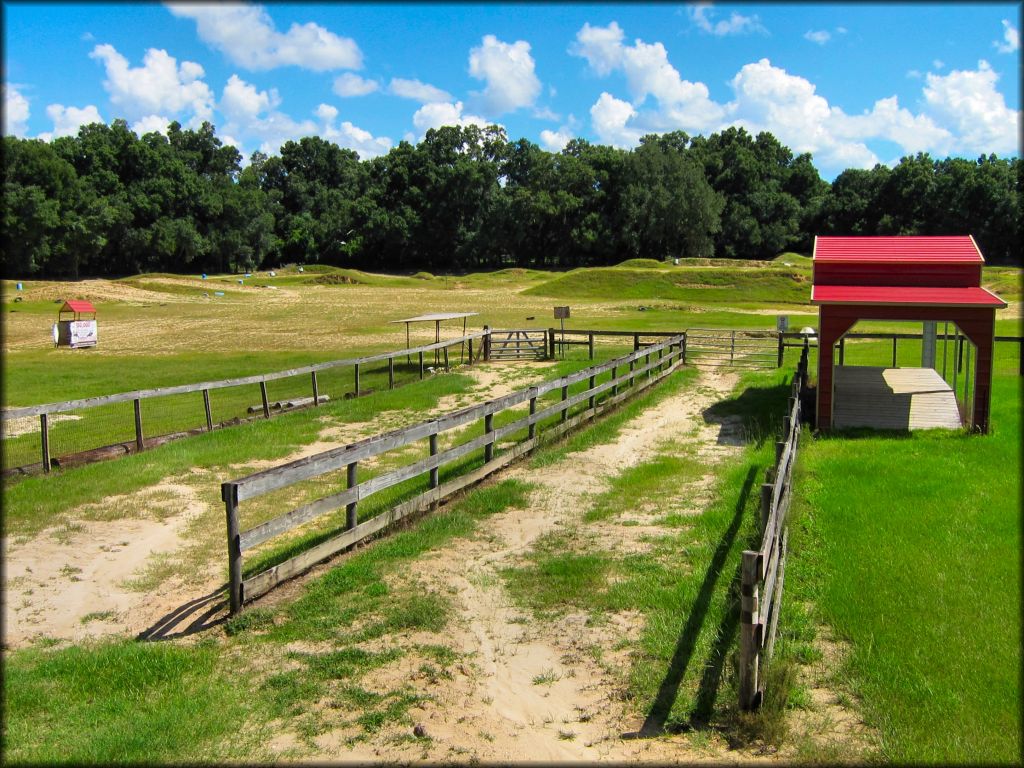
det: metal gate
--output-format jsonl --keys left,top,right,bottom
{"left": 685, "top": 328, "right": 778, "bottom": 369}
{"left": 487, "top": 329, "right": 548, "bottom": 360}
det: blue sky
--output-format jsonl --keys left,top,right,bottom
{"left": 3, "top": 2, "right": 1020, "bottom": 179}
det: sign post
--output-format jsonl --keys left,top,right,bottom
{"left": 553, "top": 306, "right": 570, "bottom": 358}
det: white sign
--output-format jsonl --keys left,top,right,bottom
{"left": 70, "top": 320, "right": 98, "bottom": 346}
{"left": 776, "top": 315, "right": 789, "bottom": 333}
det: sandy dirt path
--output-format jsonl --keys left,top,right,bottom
{"left": 301, "top": 368, "right": 756, "bottom": 763}
{"left": 0, "top": 363, "right": 554, "bottom": 649}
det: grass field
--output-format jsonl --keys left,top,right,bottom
{"left": 1, "top": 257, "right": 1021, "bottom": 763}
{"left": 784, "top": 341, "right": 1022, "bottom": 763}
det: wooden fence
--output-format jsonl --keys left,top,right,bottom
{"left": 2, "top": 331, "right": 489, "bottom": 476}
{"left": 738, "top": 339, "right": 809, "bottom": 710}
{"left": 222, "top": 335, "right": 686, "bottom": 613}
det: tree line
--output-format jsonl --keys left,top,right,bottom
{"left": 2, "top": 119, "right": 1020, "bottom": 278}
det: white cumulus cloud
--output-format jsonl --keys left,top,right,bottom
{"left": 569, "top": 21, "right": 625, "bottom": 76}
{"left": 993, "top": 19, "right": 1019, "bottom": 54}
{"left": 411, "top": 100, "right": 491, "bottom": 138}
{"left": 539, "top": 127, "right": 574, "bottom": 152}
{"left": 90, "top": 44, "right": 214, "bottom": 122}
{"left": 333, "top": 73, "right": 379, "bottom": 97}
{"left": 590, "top": 92, "right": 643, "bottom": 148}
{"left": 167, "top": 3, "right": 362, "bottom": 71}
{"left": 468, "top": 34, "right": 541, "bottom": 115}
{"left": 2, "top": 84, "right": 30, "bottom": 136}
{"left": 804, "top": 30, "right": 831, "bottom": 45}
{"left": 922, "top": 60, "right": 1020, "bottom": 154}
{"left": 132, "top": 114, "right": 171, "bottom": 136}
{"left": 388, "top": 78, "right": 452, "bottom": 103}
{"left": 317, "top": 105, "right": 392, "bottom": 159}
{"left": 688, "top": 3, "right": 766, "bottom": 36}
{"left": 221, "top": 74, "right": 280, "bottom": 121}
{"left": 37, "top": 104, "right": 104, "bottom": 141}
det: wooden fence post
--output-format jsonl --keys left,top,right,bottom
{"left": 549, "top": 328, "right": 556, "bottom": 359}
{"left": 443, "top": 346, "right": 449, "bottom": 371}
{"left": 839, "top": 337, "right": 846, "bottom": 366}
{"left": 354, "top": 363, "right": 361, "bottom": 396}
{"left": 133, "top": 398, "right": 144, "bottom": 452}
{"left": 260, "top": 381, "right": 270, "bottom": 419}
{"left": 775, "top": 440, "right": 785, "bottom": 467}
{"left": 419, "top": 351, "right": 424, "bottom": 379}
{"left": 468, "top": 337, "right": 474, "bottom": 366}
{"left": 561, "top": 383, "right": 569, "bottom": 422}
{"left": 611, "top": 365, "right": 618, "bottom": 397}
{"left": 777, "top": 334, "right": 785, "bottom": 368}
{"left": 203, "top": 389, "right": 214, "bottom": 430}
{"left": 484, "top": 413, "right": 494, "bottom": 462}
{"left": 588, "top": 373, "right": 596, "bottom": 411}
{"left": 388, "top": 358, "right": 395, "bottom": 389}
{"left": 429, "top": 433, "right": 439, "bottom": 489}
{"left": 892, "top": 337, "right": 898, "bottom": 368}
{"left": 739, "top": 549, "right": 761, "bottom": 709}
{"left": 633, "top": 333, "right": 640, "bottom": 352}
{"left": 760, "top": 482, "right": 773, "bottom": 535}
{"left": 346, "top": 462, "right": 358, "bottom": 530}
{"left": 528, "top": 390, "right": 537, "bottom": 440}
{"left": 483, "top": 326, "right": 491, "bottom": 361}
{"left": 588, "top": 333, "right": 594, "bottom": 360}
{"left": 40, "top": 413, "right": 50, "bottom": 473}
{"left": 629, "top": 359, "right": 635, "bottom": 388}
{"left": 223, "top": 483, "right": 242, "bottom": 614}
{"left": 682, "top": 334, "right": 687, "bottom": 365}
{"left": 311, "top": 372, "right": 319, "bottom": 406}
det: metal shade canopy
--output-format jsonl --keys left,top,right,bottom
{"left": 390, "top": 312, "right": 479, "bottom": 365}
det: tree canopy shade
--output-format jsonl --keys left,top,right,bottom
{"left": 2, "top": 121, "right": 1020, "bottom": 279}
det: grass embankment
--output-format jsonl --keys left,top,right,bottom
{"left": 524, "top": 265, "right": 811, "bottom": 306}
{"left": 785, "top": 343, "right": 1022, "bottom": 763}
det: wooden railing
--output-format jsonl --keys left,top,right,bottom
{"left": 222, "top": 335, "right": 686, "bottom": 613}
{"left": 738, "top": 339, "right": 809, "bottom": 709}
{"left": 2, "top": 332, "right": 488, "bottom": 475}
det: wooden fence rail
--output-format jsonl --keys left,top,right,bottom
{"left": 738, "top": 339, "right": 809, "bottom": 710}
{"left": 223, "top": 335, "right": 686, "bottom": 613}
{"left": 2, "top": 332, "right": 489, "bottom": 475}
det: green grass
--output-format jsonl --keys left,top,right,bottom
{"left": 787, "top": 345, "right": 1022, "bottom": 763}
{"left": 2, "top": 371, "right": 476, "bottom": 537}
{"left": 506, "top": 366, "right": 791, "bottom": 733}
{"left": 2, "top": 639, "right": 268, "bottom": 764}
{"left": 524, "top": 265, "right": 812, "bottom": 305}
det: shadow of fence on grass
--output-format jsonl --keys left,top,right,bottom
{"left": 703, "top": 382, "right": 793, "bottom": 448}
{"left": 626, "top": 464, "right": 756, "bottom": 738}
{"left": 136, "top": 585, "right": 228, "bottom": 642}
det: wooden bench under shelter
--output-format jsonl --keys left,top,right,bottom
{"left": 811, "top": 235, "right": 1006, "bottom": 433}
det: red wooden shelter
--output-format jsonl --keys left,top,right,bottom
{"left": 811, "top": 236, "right": 1006, "bottom": 433}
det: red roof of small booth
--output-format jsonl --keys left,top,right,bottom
{"left": 813, "top": 236, "right": 984, "bottom": 264}
{"left": 60, "top": 300, "right": 96, "bottom": 313}
{"left": 811, "top": 285, "right": 1007, "bottom": 308}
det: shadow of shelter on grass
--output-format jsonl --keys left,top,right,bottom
{"left": 624, "top": 465, "right": 757, "bottom": 738}
{"left": 703, "top": 381, "right": 792, "bottom": 448}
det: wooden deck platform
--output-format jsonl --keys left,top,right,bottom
{"left": 832, "top": 366, "right": 962, "bottom": 431}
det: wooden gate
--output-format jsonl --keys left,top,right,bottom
{"left": 685, "top": 328, "right": 778, "bottom": 369}
{"left": 487, "top": 329, "right": 548, "bottom": 360}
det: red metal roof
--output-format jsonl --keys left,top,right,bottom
{"left": 813, "top": 236, "right": 983, "bottom": 264}
{"left": 812, "top": 285, "right": 1007, "bottom": 308}
{"left": 60, "top": 300, "right": 96, "bottom": 313}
